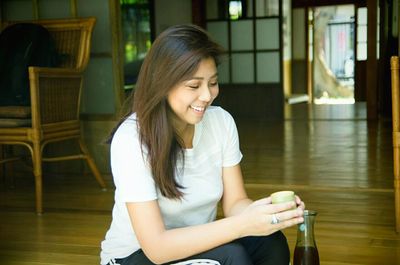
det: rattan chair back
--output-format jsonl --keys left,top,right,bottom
{"left": 2, "top": 17, "right": 95, "bottom": 70}
{"left": 0, "top": 17, "right": 106, "bottom": 214}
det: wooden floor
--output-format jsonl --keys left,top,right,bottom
{"left": 1, "top": 103, "right": 399, "bottom": 264}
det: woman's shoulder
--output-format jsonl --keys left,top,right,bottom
{"left": 118, "top": 113, "right": 138, "bottom": 128}
{"left": 112, "top": 113, "right": 139, "bottom": 143}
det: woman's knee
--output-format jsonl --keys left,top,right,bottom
{"left": 271, "top": 231, "right": 290, "bottom": 256}
{"left": 260, "top": 232, "right": 290, "bottom": 264}
{"left": 222, "top": 242, "right": 252, "bottom": 263}
{"left": 239, "top": 232, "right": 290, "bottom": 265}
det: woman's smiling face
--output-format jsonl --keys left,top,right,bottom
{"left": 167, "top": 57, "right": 219, "bottom": 129}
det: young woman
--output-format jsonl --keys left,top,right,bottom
{"left": 100, "top": 24, "right": 305, "bottom": 265}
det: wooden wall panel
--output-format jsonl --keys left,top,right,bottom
{"left": 214, "top": 84, "right": 284, "bottom": 120}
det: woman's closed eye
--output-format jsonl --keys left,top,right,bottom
{"left": 185, "top": 81, "right": 200, "bottom": 89}
{"left": 209, "top": 81, "right": 218, "bottom": 87}
{"left": 185, "top": 78, "right": 218, "bottom": 89}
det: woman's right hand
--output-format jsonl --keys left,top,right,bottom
{"left": 236, "top": 197, "right": 304, "bottom": 238}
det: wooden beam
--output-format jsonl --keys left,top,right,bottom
{"left": 293, "top": 0, "right": 365, "bottom": 8}
{"left": 32, "top": 0, "right": 39, "bottom": 19}
{"left": 192, "top": 0, "right": 206, "bottom": 28}
{"left": 70, "top": 0, "right": 77, "bottom": 18}
{"left": 108, "top": 0, "right": 125, "bottom": 113}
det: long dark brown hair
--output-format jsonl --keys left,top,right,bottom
{"left": 113, "top": 25, "right": 224, "bottom": 199}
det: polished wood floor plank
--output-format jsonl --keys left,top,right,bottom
{"left": 1, "top": 103, "right": 399, "bottom": 264}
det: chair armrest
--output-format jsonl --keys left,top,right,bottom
{"left": 28, "top": 66, "right": 84, "bottom": 125}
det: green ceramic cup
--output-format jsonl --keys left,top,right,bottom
{"left": 271, "top": 190, "right": 296, "bottom": 209}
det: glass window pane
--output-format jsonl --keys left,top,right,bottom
{"left": 256, "top": 18, "right": 279, "bottom": 49}
{"left": 356, "top": 43, "right": 367, "bottom": 60}
{"left": 111, "top": 0, "right": 152, "bottom": 88}
{"left": 282, "top": 0, "right": 291, "bottom": 59}
{"left": 255, "top": 0, "right": 279, "bottom": 17}
{"left": 231, "top": 20, "right": 253, "bottom": 50}
{"left": 377, "top": 22, "right": 380, "bottom": 41}
{"left": 357, "top": 7, "right": 367, "bottom": 25}
{"left": 207, "top": 21, "right": 229, "bottom": 49}
{"left": 257, "top": 52, "right": 280, "bottom": 83}
{"left": 246, "top": 0, "right": 254, "bottom": 18}
{"left": 357, "top": 25, "right": 367, "bottom": 42}
{"left": 377, "top": 40, "right": 380, "bottom": 59}
{"left": 232, "top": 53, "right": 254, "bottom": 83}
{"left": 118, "top": 1, "right": 151, "bottom": 62}
{"left": 217, "top": 56, "right": 230, "bottom": 84}
{"left": 229, "top": 1, "right": 243, "bottom": 20}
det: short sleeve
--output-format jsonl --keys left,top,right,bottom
{"left": 110, "top": 117, "right": 157, "bottom": 202}
{"left": 220, "top": 109, "right": 243, "bottom": 167}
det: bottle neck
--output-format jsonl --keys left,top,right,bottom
{"left": 296, "top": 211, "right": 317, "bottom": 247}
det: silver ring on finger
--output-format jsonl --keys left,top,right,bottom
{"left": 271, "top": 213, "right": 280, "bottom": 224}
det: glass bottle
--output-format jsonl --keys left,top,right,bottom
{"left": 293, "top": 210, "right": 320, "bottom": 265}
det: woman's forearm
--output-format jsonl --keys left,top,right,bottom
{"left": 147, "top": 197, "right": 300, "bottom": 264}
{"left": 145, "top": 215, "right": 244, "bottom": 264}
{"left": 224, "top": 198, "right": 253, "bottom": 217}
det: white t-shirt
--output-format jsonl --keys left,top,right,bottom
{"left": 100, "top": 106, "right": 243, "bottom": 265}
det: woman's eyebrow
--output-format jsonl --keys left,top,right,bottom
{"left": 190, "top": 73, "right": 218, "bottom": 80}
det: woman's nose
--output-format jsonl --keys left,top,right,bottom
{"left": 199, "top": 85, "right": 212, "bottom": 102}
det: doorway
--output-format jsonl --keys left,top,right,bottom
{"left": 120, "top": 0, "right": 154, "bottom": 91}
{"left": 310, "top": 5, "right": 355, "bottom": 104}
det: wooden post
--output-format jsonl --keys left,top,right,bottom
{"left": 366, "top": 0, "right": 378, "bottom": 119}
{"left": 390, "top": 56, "right": 400, "bottom": 233}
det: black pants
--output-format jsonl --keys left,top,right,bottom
{"left": 112, "top": 231, "right": 289, "bottom": 265}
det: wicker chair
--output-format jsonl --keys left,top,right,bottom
{"left": 390, "top": 56, "right": 400, "bottom": 232}
{"left": 0, "top": 17, "right": 106, "bottom": 214}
